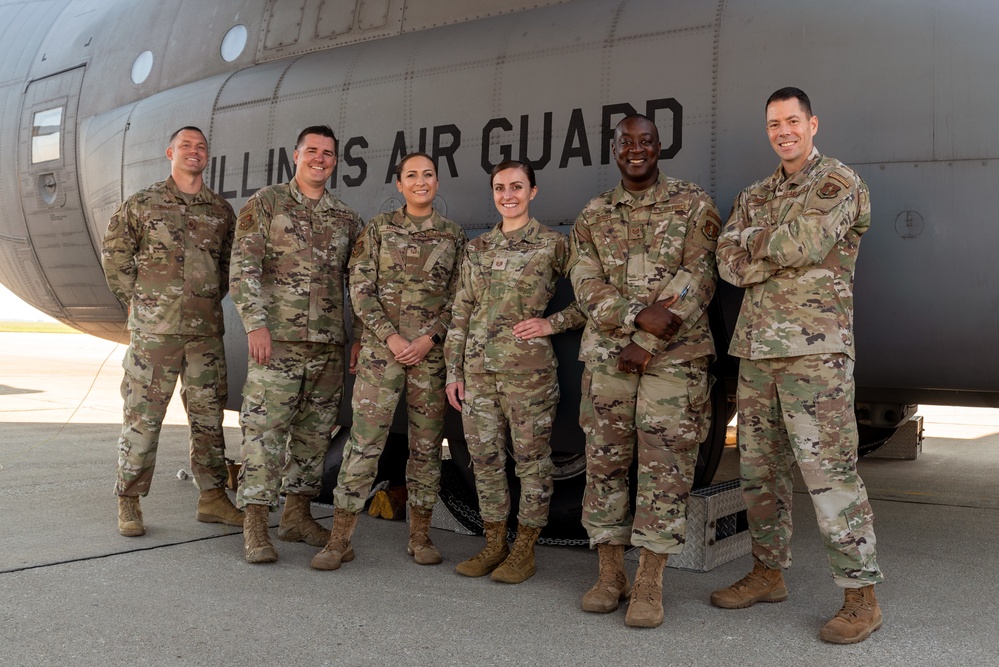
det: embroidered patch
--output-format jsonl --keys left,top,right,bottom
{"left": 703, "top": 217, "right": 720, "bottom": 241}
{"left": 829, "top": 171, "right": 852, "bottom": 189}
{"left": 238, "top": 216, "right": 254, "bottom": 231}
{"left": 817, "top": 182, "right": 842, "bottom": 199}
{"left": 351, "top": 237, "right": 365, "bottom": 258}
{"left": 491, "top": 257, "right": 508, "bottom": 270}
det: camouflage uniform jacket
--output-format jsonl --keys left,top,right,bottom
{"left": 230, "top": 178, "right": 363, "bottom": 344}
{"left": 568, "top": 172, "right": 719, "bottom": 365}
{"left": 716, "top": 149, "right": 870, "bottom": 360}
{"left": 102, "top": 176, "right": 235, "bottom": 335}
{"left": 446, "top": 218, "right": 585, "bottom": 385}
{"left": 349, "top": 207, "right": 467, "bottom": 347}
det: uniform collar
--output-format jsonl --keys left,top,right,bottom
{"left": 164, "top": 175, "right": 214, "bottom": 205}
{"left": 394, "top": 206, "right": 442, "bottom": 233}
{"left": 610, "top": 171, "right": 667, "bottom": 208}
{"left": 288, "top": 177, "right": 337, "bottom": 211}
{"left": 483, "top": 217, "right": 541, "bottom": 246}
{"left": 767, "top": 146, "right": 823, "bottom": 191}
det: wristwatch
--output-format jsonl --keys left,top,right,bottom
{"left": 430, "top": 332, "right": 443, "bottom": 345}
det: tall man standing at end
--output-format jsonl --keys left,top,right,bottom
{"left": 569, "top": 114, "right": 720, "bottom": 628}
{"left": 230, "top": 125, "right": 364, "bottom": 564}
{"left": 103, "top": 126, "right": 240, "bottom": 536}
{"left": 712, "top": 87, "right": 884, "bottom": 644}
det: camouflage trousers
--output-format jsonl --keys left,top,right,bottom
{"left": 334, "top": 344, "right": 447, "bottom": 513}
{"left": 737, "top": 354, "right": 883, "bottom": 587}
{"left": 580, "top": 357, "right": 712, "bottom": 554}
{"left": 461, "top": 369, "right": 558, "bottom": 528}
{"left": 237, "top": 340, "right": 344, "bottom": 508}
{"left": 115, "top": 332, "right": 228, "bottom": 497}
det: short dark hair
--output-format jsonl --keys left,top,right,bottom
{"left": 614, "top": 113, "right": 659, "bottom": 142}
{"left": 490, "top": 160, "right": 536, "bottom": 188}
{"left": 395, "top": 152, "right": 435, "bottom": 181}
{"left": 296, "top": 125, "right": 337, "bottom": 149}
{"left": 169, "top": 126, "right": 206, "bottom": 145}
{"left": 766, "top": 87, "right": 812, "bottom": 117}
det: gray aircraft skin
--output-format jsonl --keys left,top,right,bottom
{"left": 2, "top": 0, "right": 997, "bottom": 535}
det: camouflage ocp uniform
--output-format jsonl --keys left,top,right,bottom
{"left": 333, "top": 207, "right": 467, "bottom": 513}
{"left": 230, "top": 178, "right": 363, "bottom": 508}
{"left": 716, "top": 148, "right": 883, "bottom": 587}
{"left": 101, "top": 176, "right": 235, "bottom": 497}
{"left": 445, "top": 218, "right": 585, "bottom": 528}
{"left": 569, "top": 172, "right": 719, "bottom": 554}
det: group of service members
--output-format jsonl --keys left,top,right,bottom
{"left": 101, "top": 86, "right": 883, "bottom": 642}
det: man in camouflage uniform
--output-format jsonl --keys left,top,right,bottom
{"left": 444, "top": 160, "right": 585, "bottom": 584}
{"left": 230, "top": 125, "right": 363, "bottom": 564}
{"left": 102, "top": 126, "right": 241, "bottom": 537}
{"left": 569, "top": 115, "right": 719, "bottom": 627}
{"left": 712, "top": 87, "right": 884, "bottom": 644}
{"left": 313, "top": 153, "right": 466, "bottom": 571}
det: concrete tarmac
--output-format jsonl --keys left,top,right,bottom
{"left": 2, "top": 332, "right": 998, "bottom": 666}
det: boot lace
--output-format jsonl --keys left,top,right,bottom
{"left": 248, "top": 511, "right": 270, "bottom": 543}
{"left": 836, "top": 589, "right": 869, "bottom": 619}
{"left": 120, "top": 498, "right": 141, "bottom": 522}
{"left": 729, "top": 562, "right": 777, "bottom": 593}
{"left": 507, "top": 532, "right": 534, "bottom": 561}
{"left": 632, "top": 553, "right": 665, "bottom": 605}
{"left": 593, "top": 546, "right": 624, "bottom": 589}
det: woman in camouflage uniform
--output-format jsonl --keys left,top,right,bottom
{"left": 312, "top": 153, "right": 467, "bottom": 571}
{"left": 445, "top": 161, "right": 585, "bottom": 584}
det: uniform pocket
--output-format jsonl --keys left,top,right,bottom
{"left": 193, "top": 214, "right": 225, "bottom": 254}
{"left": 121, "top": 345, "right": 156, "bottom": 408}
{"left": 269, "top": 213, "right": 308, "bottom": 254}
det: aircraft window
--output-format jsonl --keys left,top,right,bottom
{"left": 221, "top": 25, "right": 247, "bottom": 62}
{"left": 31, "top": 107, "right": 63, "bottom": 164}
{"left": 131, "top": 50, "right": 153, "bottom": 84}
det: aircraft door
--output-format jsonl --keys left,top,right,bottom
{"left": 17, "top": 66, "right": 121, "bottom": 321}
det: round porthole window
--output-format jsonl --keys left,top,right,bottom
{"left": 221, "top": 25, "right": 247, "bottom": 62}
{"left": 130, "top": 50, "right": 153, "bottom": 84}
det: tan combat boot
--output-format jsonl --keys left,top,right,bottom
{"left": 820, "top": 585, "right": 883, "bottom": 644}
{"left": 491, "top": 525, "right": 542, "bottom": 584}
{"left": 710, "top": 557, "right": 788, "bottom": 609}
{"left": 407, "top": 505, "right": 443, "bottom": 565}
{"left": 625, "top": 548, "right": 669, "bottom": 628}
{"left": 277, "top": 494, "right": 330, "bottom": 547}
{"left": 117, "top": 496, "right": 145, "bottom": 537}
{"left": 243, "top": 504, "right": 277, "bottom": 564}
{"left": 582, "top": 543, "right": 631, "bottom": 613}
{"left": 310, "top": 508, "right": 358, "bottom": 571}
{"left": 196, "top": 487, "right": 244, "bottom": 526}
{"left": 455, "top": 520, "right": 509, "bottom": 577}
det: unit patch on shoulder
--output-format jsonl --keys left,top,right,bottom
{"left": 817, "top": 181, "right": 842, "bottom": 199}
{"left": 703, "top": 215, "right": 720, "bottom": 241}
{"left": 238, "top": 216, "right": 255, "bottom": 231}
{"left": 351, "top": 237, "right": 365, "bottom": 258}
